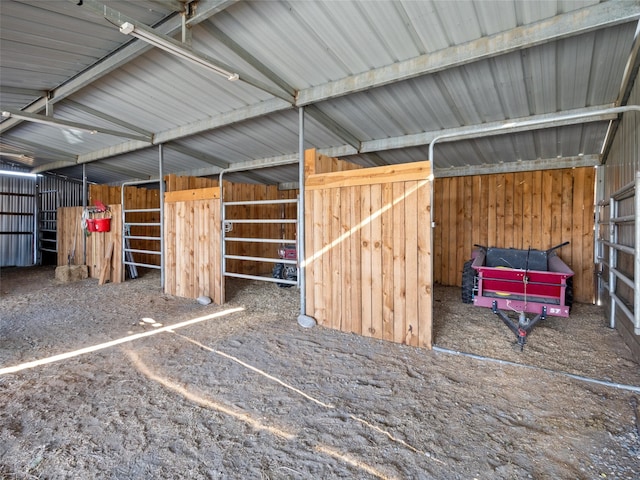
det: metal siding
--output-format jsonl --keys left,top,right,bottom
{"left": 587, "top": 23, "right": 639, "bottom": 105}
{"left": 0, "top": 169, "right": 36, "bottom": 266}
{"left": 599, "top": 76, "right": 639, "bottom": 352}
{"left": 603, "top": 79, "right": 640, "bottom": 196}
{"left": 0, "top": 0, "right": 173, "bottom": 110}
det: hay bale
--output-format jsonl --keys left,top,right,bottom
{"left": 55, "top": 265, "right": 88, "bottom": 283}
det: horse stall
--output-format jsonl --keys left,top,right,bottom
{"left": 163, "top": 180, "right": 222, "bottom": 303}
{"left": 57, "top": 204, "right": 123, "bottom": 284}
{"left": 163, "top": 174, "right": 298, "bottom": 305}
{"left": 57, "top": 182, "right": 162, "bottom": 284}
{"left": 303, "top": 149, "right": 434, "bottom": 348}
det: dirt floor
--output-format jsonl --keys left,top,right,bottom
{"left": 1, "top": 266, "right": 639, "bottom": 479}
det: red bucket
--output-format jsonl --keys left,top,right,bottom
{"left": 94, "top": 217, "right": 111, "bottom": 232}
{"left": 86, "top": 218, "right": 97, "bottom": 232}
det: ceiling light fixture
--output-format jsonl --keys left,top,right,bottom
{"left": 119, "top": 22, "right": 239, "bottom": 81}
{"left": 0, "top": 169, "right": 40, "bottom": 178}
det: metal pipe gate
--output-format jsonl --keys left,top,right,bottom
{"left": 595, "top": 171, "right": 640, "bottom": 334}
{"left": 121, "top": 179, "right": 163, "bottom": 283}
{"left": 221, "top": 197, "right": 299, "bottom": 286}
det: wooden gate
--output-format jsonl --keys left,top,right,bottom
{"left": 164, "top": 187, "right": 223, "bottom": 303}
{"left": 304, "top": 150, "right": 433, "bottom": 348}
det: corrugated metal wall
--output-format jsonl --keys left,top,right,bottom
{"left": 0, "top": 170, "right": 84, "bottom": 267}
{"left": 37, "top": 175, "right": 85, "bottom": 265}
{"left": 0, "top": 169, "right": 36, "bottom": 267}
{"left": 599, "top": 77, "right": 640, "bottom": 360}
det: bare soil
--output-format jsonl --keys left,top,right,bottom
{"left": 1, "top": 266, "right": 639, "bottom": 479}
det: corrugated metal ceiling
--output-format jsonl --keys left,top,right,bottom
{"left": 1, "top": 0, "right": 639, "bottom": 185}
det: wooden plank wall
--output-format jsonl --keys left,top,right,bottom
{"left": 165, "top": 174, "right": 217, "bottom": 192}
{"left": 90, "top": 184, "right": 161, "bottom": 268}
{"left": 304, "top": 149, "right": 433, "bottom": 348}
{"left": 433, "top": 167, "right": 595, "bottom": 303}
{"left": 164, "top": 188, "right": 222, "bottom": 302}
{"left": 57, "top": 205, "right": 123, "bottom": 283}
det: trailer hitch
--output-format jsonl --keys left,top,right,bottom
{"left": 492, "top": 301, "right": 547, "bottom": 351}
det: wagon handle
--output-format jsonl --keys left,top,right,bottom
{"left": 473, "top": 244, "right": 488, "bottom": 251}
{"left": 546, "top": 241, "right": 570, "bottom": 255}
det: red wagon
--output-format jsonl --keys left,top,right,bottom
{"left": 462, "top": 242, "right": 574, "bottom": 350}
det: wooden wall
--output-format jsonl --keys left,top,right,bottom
{"left": 57, "top": 205, "right": 123, "bottom": 283}
{"left": 162, "top": 179, "right": 297, "bottom": 300}
{"left": 164, "top": 187, "right": 223, "bottom": 302}
{"left": 304, "top": 149, "right": 433, "bottom": 348}
{"left": 80, "top": 176, "right": 297, "bottom": 300}
{"left": 165, "top": 174, "right": 217, "bottom": 192}
{"left": 90, "top": 184, "right": 160, "bottom": 268}
{"left": 433, "top": 167, "right": 595, "bottom": 303}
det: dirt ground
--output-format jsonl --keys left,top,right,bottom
{"left": 1, "top": 266, "right": 639, "bottom": 479}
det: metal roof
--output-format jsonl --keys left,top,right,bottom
{"left": 1, "top": 0, "right": 639, "bottom": 185}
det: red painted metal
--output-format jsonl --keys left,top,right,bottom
{"left": 471, "top": 247, "right": 574, "bottom": 318}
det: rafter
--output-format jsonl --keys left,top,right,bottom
{"left": 1, "top": 109, "right": 152, "bottom": 143}
{"left": 63, "top": 100, "right": 153, "bottom": 138}
{"left": 0, "top": 0, "right": 237, "bottom": 134}
{"left": 297, "top": 1, "right": 640, "bottom": 105}
{"left": 305, "top": 105, "right": 361, "bottom": 149}
{"left": 165, "top": 143, "right": 229, "bottom": 169}
{"left": 200, "top": 22, "right": 296, "bottom": 98}
{"left": 360, "top": 105, "right": 619, "bottom": 153}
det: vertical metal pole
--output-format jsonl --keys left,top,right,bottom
{"left": 608, "top": 195, "right": 616, "bottom": 329}
{"left": 82, "top": 164, "right": 87, "bottom": 266}
{"left": 635, "top": 171, "right": 640, "bottom": 333}
{"left": 594, "top": 166, "right": 602, "bottom": 306}
{"left": 593, "top": 202, "right": 600, "bottom": 305}
{"left": 298, "top": 107, "right": 306, "bottom": 313}
{"left": 219, "top": 169, "right": 226, "bottom": 286}
{"left": 33, "top": 175, "right": 39, "bottom": 265}
{"left": 121, "top": 178, "right": 126, "bottom": 281}
{"left": 297, "top": 106, "right": 315, "bottom": 328}
{"left": 159, "top": 144, "right": 165, "bottom": 289}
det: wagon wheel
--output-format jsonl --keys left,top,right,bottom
{"left": 461, "top": 260, "right": 476, "bottom": 304}
{"left": 273, "top": 262, "right": 296, "bottom": 288}
{"left": 565, "top": 277, "right": 573, "bottom": 311}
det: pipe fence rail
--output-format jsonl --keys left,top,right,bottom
{"left": 121, "top": 179, "right": 163, "bottom": 282}
{"left": 595, "top": 171, "right": 639, "bottom": 334}
{"left": 221, "top": 197, "right": 299, "bottom": 286}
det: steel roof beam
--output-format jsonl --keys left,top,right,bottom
{"left": 118, "top": 20, "right": 294, "bottom": 102}
{"left": 296, "top": 1, "right": 640, "bottom": 106}
{"left": 91, "top": 161, "right": 152, "bottom": 180}
{"left": 200, "top": 22, "right": 296, "bottom": 99}
{"left": 0, "top": 86, "right": 47, "bottom": 97}
{"left": 148, "top": 0, "right": 186, "bottom": 13}
{"left": 0, "top": 0, "right": 236, "bottom": 134}
{"left": 361, "top": 105, "right": 619, "bottom": 153}
{"left": 63, "top": 99, "right": 154, "bottom": 138}
{"left": 29, "top": 98, "right": 291, "bottom": 173}
{"left": 185, "top": 0, "right": 239, "bottom": 27}
{"left": 165, "top": 143, "right": 229, "bottom": 168}
{"left": 1, "top": 135, "right": 78, "bottom": 162}
{"left": 1, "top": 109, "right": 153, "bottom": 143}
{"left": 304, "top": 105, "right": 361, "bottom": 150}
{"left": 29, "top": 101, "right": 618, "bottom": 175}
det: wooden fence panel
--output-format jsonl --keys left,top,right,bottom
{"left": 305, "top": 150, "right": 433, "bottom": 348}
{"left": 57, "top": 205, "right": 123, "bottom": 283}
{"left": 164, "top": 188, "right": 222, "bottom": 303}
{"left": 433, "top": 167, "right": 595, "bottom": 303}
